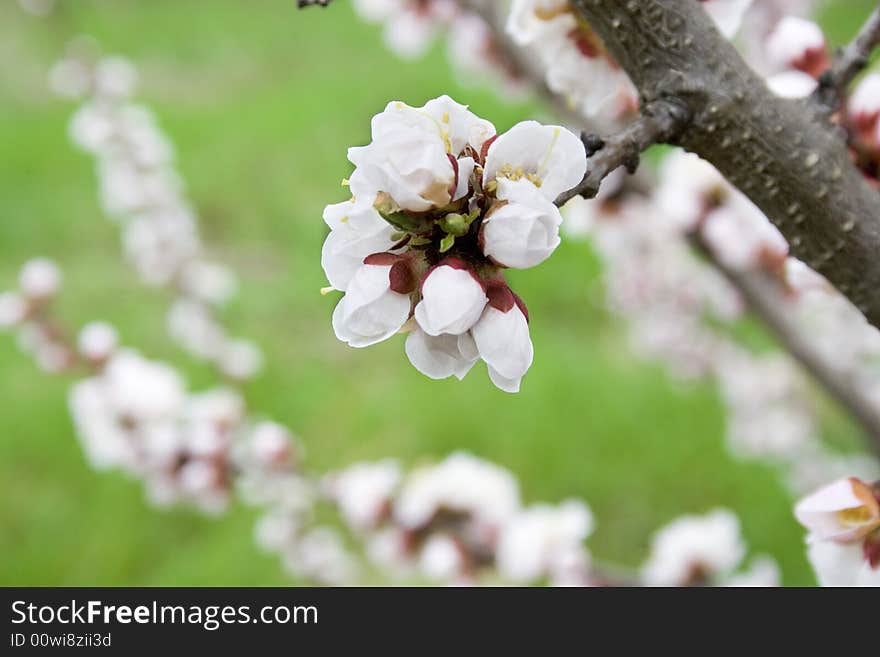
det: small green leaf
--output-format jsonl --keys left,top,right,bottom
{"left": 439, "top": 234, "right": 456, "bottom": 253}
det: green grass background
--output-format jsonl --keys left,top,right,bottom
{"left": 0, "top": 0, "right": 873, "bottom": 586}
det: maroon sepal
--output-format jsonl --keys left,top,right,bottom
{"left": 363, "top": 252, "right": 399, "bottom": 267}
{"left": 448, "top": 153, "right": 460, "bottom": 199}
{"left": 513, "top": 291, "right": 530, "bottom": 323}
{"left": 864, "top": 531, "right": 880, "bottom": 570}
{"left": 479, "top": 134, "right": 498, "bottom": 165}
{"left": 485, "top": 280, "right": 516, "bottom": 313}
{"left": 389, "top": 260, "right": 417, "bottom": 294}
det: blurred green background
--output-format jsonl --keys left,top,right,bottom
{"left": 0, "top": 0, "right": 874, "bottom": 586}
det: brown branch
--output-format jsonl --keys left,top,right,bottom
{"left": 690, "top": 235, "right": 880, "bottom": 457}
{"left": 297, "top": 0, "right": 332, "bottom": 7}
{"left": 814, "top": 2, "right": 880, "bottom": 115}
{"left": 571, "top": 0, "right": 880, "bottom": 330}
{"left": 554, "top": 99, "right": 690, "bottom": 206}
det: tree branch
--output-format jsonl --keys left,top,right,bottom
{"left": 690, "top": 234, "right": 880, "bottom": 457}
{"left": 555, "top": 99, "right": 690, "bottom": 206}
{"left": 814, "top": 2, "right": 880, "bottom": 115}
{"left": 571, "top": 0, "right": 880, "bottom": 331}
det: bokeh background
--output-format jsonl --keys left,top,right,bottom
{"left": 0, "top": 0, "right": 874, "bottom": 586}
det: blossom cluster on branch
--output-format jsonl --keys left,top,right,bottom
{"left": 324, "top": 96, "right": 586, "bottom": 392}
{"left": 51, "top": 41, "right": 263, "bottom": 382}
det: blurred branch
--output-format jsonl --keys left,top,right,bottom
{"left": 814, "top": 2, "right": 880, "bottom": 115}
{"left": 555, "top": 100, "right": 690, "bottom": 206}
{"left": 691, "top": 234, "right": 880, "bottom": 458}
{"left": 297, "top": 0, "right": 333, "bottom": 7}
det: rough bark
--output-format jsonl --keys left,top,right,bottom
{"left": 572, "top": 0, "right": 880, "bottom": 328}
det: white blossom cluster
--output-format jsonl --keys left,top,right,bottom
{"left": 641, "top": 509, "right": 779, "bottom": 586}
{"left": 506, "top": 0, "right": 638, "bottom": 120}
{"left": 50, "top": 50, "right": 262, "bottom": 382}
{"left": 352, "top": 0, "right": 523, "bottom": 90}
{"left": 0, "top": 255, "right": 787, "bottom": 587}
{"left": 0, "top": 258, "right": 73, "bottom": 373}
{"left": 504, "top": 0, "right": 767, "bottom": 121}
{"left": 323, "top": 453, "right": 778, "bottom": 585}
{"left": 795, "top": 477, "right": 880, "bottom": 586}
{"left": 323, "top": 95, "right": 586, "bottom": 392}
{"left": 323, "top": 453, "right": 595, "bottom": 585}
{"left": 0, "top": 255, "right": 783, "bottom": 586}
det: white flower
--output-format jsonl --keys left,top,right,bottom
{"left": 807, "top": 540, "right": 880, "bottom": 587}
{"left": 655, "top": 150, "right": 730, "bottom": 231}
{"left": 0, "top": 292, "right": 27, "bottom": 328}
{"left": 794, "top": 477, "right": 880, "bottom": 543}
{"left": 255, "top": 510, "right": 301, "bottom": 554}
{"left": 103, "top": 349, "right": 186, "bottom": 423}
{"left": 419, "top": 534, "right": 465, "bottom": 581}
{"left": 19, "top": 258, "right": 61, "bottom": 300}
{"left": 332, "top": 263, "right": 411, "bottom": 347}
{"left": 405, "top": 327, "right": 478, "bottom": 380}
{"left": 641, "top": 509, "right": 747, "bottom": 586}
{"left": 321, "top": 199, "right": 396, "bottom": 291}
{"left": 78, "top": 321, "right": 118, "bottom": 362}
{"left": 349, "top": 96, "right": 495, "bottom": 212}
{"left": 48, "top": 58, "right": 91, "bottom": 100}
{"left": 497, "top": 500, "right": 593, "bottom": 584}
{"left": 472, "top": 304, "right": 533, "bottom": 393}
{"left": 167, "top": 299, "right": 226, "bottom": 360}
{"left": 699, "top": 0, "right": 752, "bottom": 38}
{"left": 394, "top": 452, "right": 521, "bottom": 530}
{"left": 413, "top": 263, "right": 487, "bottom": 336}
{"left": 721, "top": 556, "right": 781, "bottom": 587}
{"left": 506, "top": 0, "right": 574, "bottom": 47}
{"left": 94, "top": 56, "right": 137, "bottom": 100}
{"left": 484, "top": 120, "right": 586, "bottom": 202}
{"left": 766, "top": 70, "right": 818, "bottom": 98}
{"left": 701, "top": 196, "right": 788, "bottom": 270}
{"left": 506, "top": 1, "right": 637, "bottom": 118}
{"left": 179, "top": 261, "right": 237, "bottom": 306}
{"left": 482, "top": 178, "right": 563, "bottom": 269}
{"left": 324, "top": 460, "right": 401, "bottom": 532}
{"left": 248, "top": 421, "right": 295, "bottom": 469}
{"left": 849, "top": 73, "right": 880, "bottom": 125}
{"left": 69, "top": 379, "right": 137, "bottom": 470}
{"left": 218, "top": 339, "right": 263, "bottom": 380}
{"left": 765, "top": 15, "right": 826, "bottom": 71}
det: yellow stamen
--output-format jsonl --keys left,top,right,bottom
{"left": 320, "top": 286, "right": 337, "bottom": 296}
{"left": 838, "top": 506, "right": 873, "bottom": 527}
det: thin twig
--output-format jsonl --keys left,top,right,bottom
{"left": 814, "top": 2, "right": 880, "bottom": 115}
{"left": 555, "top": 99, "right": 691, "bottom": 206}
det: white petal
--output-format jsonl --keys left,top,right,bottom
{"left": 332, "top": 265, "right": 411, "bottom": 348}
{"left": 488, "top": 365, "right": 523, "bottom": 393}
{"left": 484, "top": 121, "right": 586, "bottom": 202}
{"left": 405, "top": 328, "right": 478, "bottom": 380}
{"left": 701, "top": 0, "right": 752, "bottom": 39}
{"left": 414, "top": 265, "right": 487, "bottom": 336}
{"left": 473, "top": 305, "right": 533, "bottom": 381}
{"left": 453, "top": 156, "right": 475, "bottom": 201}
{"left": 766, "top": 71, "right": 817, "bottom": 99}
{"left": 482, "top": 178, "right": 562, "bottom": 269}
{"left": 321, "top": 202, "right": 396, "bottom": 291}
